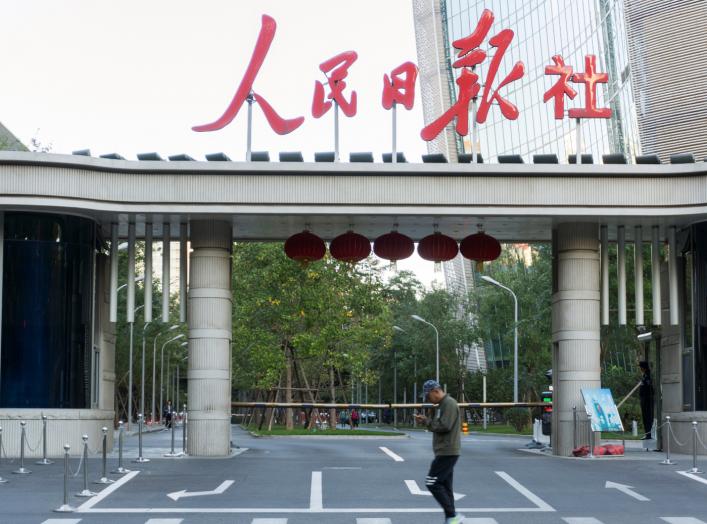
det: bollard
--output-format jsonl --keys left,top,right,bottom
{"left": 661, "top": 416, "right": 676, "bottom": 465}
{"left": 632, "top": 420, "right": 638, "bottom": 437}
{"left": 133, "top": 414, "right": 150, "bottom": 463}
{"left": 588, "top": 429, "right": 595, "bottom": 459}
{"left": 13, "top": 421, "right": 31, "bottom": 474}
{"left": 76, "top": 435, "right": 97, "bottom": 497}
{"left": 182, "top": 404, "right": 187, "bottom": 455}
{"left": 111, "top": 421, "right": 130, "bottom": 474}
{"left": 572, "top": 406, "right": 577, "bottom": 450}
{"left": 36, "top": 415, "right": 53, "bottom": 465}
{"left": 690, "top": 421, "right": 704, "bottom": 474}
{"left": 164, "top": 409, "right": 184, "bottom": 457}
{"left": 53, "top": 444, "right": 75, "bottom": 512}
{"left": 94, "top": 427, "right": 114, "bottom": 484}
{"left": 0, "top": 427, "right": 7, "bottom": 484}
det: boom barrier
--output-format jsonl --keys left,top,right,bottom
{"left": 231, "top": 401, "right": 550, "bottom": 409}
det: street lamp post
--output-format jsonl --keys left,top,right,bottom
{"left": 481, "top": 275, "right": 519, "bottom": 403}
{"left": 411, "top": 315, "right": 440, "bottom": 383}
{"left": 393, "top": 326, "right": 407, "bottom": 427}
{"left": 176, "top": 341, "right": 188, "bottom": 408}
{"left": 153, "top": 325, "right": 180, "bottom": 423}
{"left": 160, "top": 334, "right": 185, "bottom": 425}
{"left": 141, "top": 321, "right": 152, "bottom": 419}
{"left": 117, "top": 276, "right": 144, "bottom": 431}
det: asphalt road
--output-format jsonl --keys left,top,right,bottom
{"left": 1, "top": 425, "right": 707, "bottom": 524}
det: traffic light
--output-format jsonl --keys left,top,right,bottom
{"left": 541, "top": 389, "right": 552, "bottom": 436}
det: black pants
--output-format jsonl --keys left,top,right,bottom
{"left": 426, "top": 455, "right": 459, "bottom": 518}
{"left": 640, "top": 394, "right": 653, "bottom": 438}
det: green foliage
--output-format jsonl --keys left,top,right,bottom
{"left": 505, "top": 407, "right": 530, "bottom": 432}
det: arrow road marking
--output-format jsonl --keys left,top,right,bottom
{"left": 605, "top": 481, "right": 650, "bottom": 501}
{"left": 404, "top": 479, "right": 466, "bottom": 501}
{"left": 167, "top": 480, "right": 234, "bottom": 501}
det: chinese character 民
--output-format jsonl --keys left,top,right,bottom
{"left": 312, "top": 51, "right": 358, "bottom": 118}
{"left": 193, "top": 15, "right": 304, "bottom": 135}
{"left": 382, "top": 61, "right": 418, "bottom": 110}
{"left": 421, "top": 9, "right": 524, "bottom": 141}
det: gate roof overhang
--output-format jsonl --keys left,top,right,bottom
{"left": 1, "top": 151, "right": 706, "bottom": 242}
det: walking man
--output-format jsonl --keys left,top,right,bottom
{"left": 414, "top": 380, "right": 464, "bottom": 524}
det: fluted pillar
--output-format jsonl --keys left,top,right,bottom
{"left": 552, "top": 223, "right": 601, "bottom": 456}
{"left": 187, "top": 220, "right": 232, "bottom": 456}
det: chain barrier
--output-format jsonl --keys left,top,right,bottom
{"left": 694, "top": 426, "right": 707, "bottom": 451}
{"left": 69, "top": 449, "right": 85, "bottom": 478}
{"left": 23, "top": 427, "right": 43, "bottom": 454}
{"left": 668, "top": 422, "right": 687, "bottom": 448}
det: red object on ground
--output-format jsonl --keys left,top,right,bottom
{"left": 460, "top": 231, "right": 502, "bottom": 271}
{"left": 284, "top": 230, "right": 326, "bottom": 263}
{"left": 417, "top": 232, "right": 459, "bottom": 263}
{"left": 572, "top": 444, "right": 625, "bottom": 457}
{"left": 373, "top": 231, "right": 414, "bottom": 263}
{"left": 330, "top": 231, "right": 371, "bottom": 263}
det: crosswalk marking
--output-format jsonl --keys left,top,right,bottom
{"left": 145, "top": 520, "right": 183, "bottom": 524}
{"left": 661, "top": 518, "right": 707, "bottom": 524}
{"left": 457, "top": 519, "right": 498, "bottom": 523}
{"left": 379, "top": 446, "right": 404, "bottom": 462}
{"left": 41, "top": 520, "right": 82, "bottom": 524}
{"left": 563, "top": 519, "right": 605, "bottom": 524}
{"left": 251, "top": 520, "right": 288, "bottom": 524}
{"left": 356, "top": 519, "right": 392, "bottom": 524}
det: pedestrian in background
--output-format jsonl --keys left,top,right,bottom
{"left": 351, "top": 408, "right": 360, "bottom": 429}
{"left": 639, "top": 361, "right": 654, "bottom": 439}
{"left": 414, "top": 380, "right": 464, "bottom": 524}
{"left": 164, "top": 399, "right": 173, "bottom": 429}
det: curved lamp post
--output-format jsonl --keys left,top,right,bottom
{"left": 116, "top": 274, "right": 144, "bottom": 430}
{"left": 411, "top": 315, "right": 439, "bottom": 383}
{"left": 152, "top": 324, "right": 180, "bottom": 423}
{"left": 481, "top": 275, "right": 519, "bottom": 403}
{"left": 160, "top": 334, "right": 185, "bottom": 423}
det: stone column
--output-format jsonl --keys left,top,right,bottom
{"left": 552, "top": 223, "right": 601, "bottom": 456}
{"left": 187, "top": 220, "right": 232, "bottom": 456}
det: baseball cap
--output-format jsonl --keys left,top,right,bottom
{"left": 423, "top": 379, "right": 442, "bottom": 399}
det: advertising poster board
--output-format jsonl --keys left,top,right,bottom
{"left": 581, "top": 388, "right": 624, "bottom": 432}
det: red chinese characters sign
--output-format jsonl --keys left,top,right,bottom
{"left": 193, "top": 11, "right": 613, "bottom": 146}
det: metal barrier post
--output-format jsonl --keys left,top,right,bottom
{"left": 164, "top": 409, "right": 184, "bottom": 457}
{"left": 572, "top": 406, "right": 577, "bottom": 450}
{"left": 182, "top": 404, "right": 187, "bottom": 455}
{"left": 0, "top": 427, "right": 7, "bottom": 484}
{"left": 36, "top": 415, "right": 53, "bottom": 465}
{"left": 588, "top": 428, "right": 595, "bottom": 459}
{"left": 133, "top": 414, "right": 149, "bottom": 463}
{"left": 112, "top": 421, "right": 130, "bottom": 474}
{"left": 661, "top": 416, "right": 675, "bottom": 465}
{"left": 13, "top": 421, "right": 31, "bottom": 474}
{"left": 53, "top": 444, "right": 74, "bottom": 512}
{"left": 76, "top": 435, "right": 97, "bottom": 497}
{"left": 690, "top": 421, "right": 704, "bottom": 474}
{"left": 94, "top": 427, "right": 114, "bottom": 484}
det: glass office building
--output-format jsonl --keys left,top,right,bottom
{"left": 416, "top": 0, "right": 641, "bottom": 163}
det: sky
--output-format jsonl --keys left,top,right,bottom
{"left": 0, "top": 0, "right": 443, "bottom": 287}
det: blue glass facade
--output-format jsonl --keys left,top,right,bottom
{"left": 0, "top": 213, "right": 95, "bottom": 408}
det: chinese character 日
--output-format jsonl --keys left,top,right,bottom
{"left": 382, "top": 61, "right": 418, "bottom": 110}
{"left": 192, "top": 15, "right": 304, "bottom": 135}
{"left": 421, "top": 9, "right": 525, "bottom": 141}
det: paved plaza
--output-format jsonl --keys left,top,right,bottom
{"left": 0, "top": 426, "right": 706, "bottom": 523}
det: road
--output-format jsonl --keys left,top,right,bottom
{"left": 1, "top": 425, "right": 707, "bottom": 523}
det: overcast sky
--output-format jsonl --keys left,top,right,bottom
{"left": 0, "top": 0, "right": 442, "bottom": 287}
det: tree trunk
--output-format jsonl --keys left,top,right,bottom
{"left": 267, "top": 372, "right": 283, "bottom": 431}
{"left": 285, "top": 343, "right": 294, "bottom": 430}
{"left": 329, "top": 365, "right": 337, "bottom": 430}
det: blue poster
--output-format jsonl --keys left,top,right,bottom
{"left": 581, "top": 388, "right": 624, "bottom": 432}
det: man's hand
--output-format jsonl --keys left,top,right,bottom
{"left": 414, "top": 413, "right": 427, "bottom": 425}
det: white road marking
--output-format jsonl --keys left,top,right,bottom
{"left": 310, "top": 471, "right": 323, "bottom": 511}
{"left": 252, "top": 519, "right": 288, "bottom": 524}
{"left": 166, "top": 480, "right": 234, "bottom": 501}
{"left": 404, "top": 479, "right": 465, "bottom": 500}
{"left": 461, "top": 520, "right": 499, "bottom": 523}
{"left": 41, "top": 520, "right": 82, "bottom": 524}
{"left": 145, "top": 520, "right": 184, "bottom": 524}
{"left": 379, "top": 446, "right": 404, "bottom": 462}
{"left": 563, "top": 518, "right": 605, "bottom": 524}
{"left": 80, "top": 507, "right": 553, "bottom": 513}
{"left": 495, "top": 471, "right": 556, "bottom": 512}
{"left": 661, "top": 518, "right": 707, "bottom": 524}
{"left": 356, "top": 519, "right": 392, "bottom": 524}
{"left": 76, "top": 469, "right": 140, "bottom": 512}
{"left": 678, "top": 470, "right": 707, "bottom": 486}
{"left": 604, "top": 481, "right": 650, "bottom": 501}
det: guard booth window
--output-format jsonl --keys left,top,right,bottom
{"left": 690, "top": 222, "right": 707, "bottom": 411}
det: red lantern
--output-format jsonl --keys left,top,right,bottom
{"left": 284, "top": 230, "right": 326, "bottom": 263}
{"left": 460, "top": 231, "right": 502, "bottom": 272}
{"left": 418, "top": 232, "right": 459, "bottom": 271}
{"left": 330, "top": 230, "right": 371, "bottom": 263}
{"left": 374, "top": 230, "right": 414, "bottom": 269}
